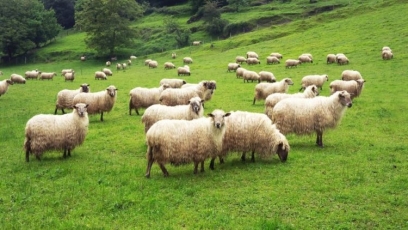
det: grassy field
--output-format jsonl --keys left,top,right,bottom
{"left": 0, "top": 0, "right": 407, "bottom": 229}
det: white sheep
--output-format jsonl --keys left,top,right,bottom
{"left": 106, "top": 61, "right": 111, "bottom": 66}
{"left": 171, "top": 53, "right": 177, "bottom": 59}
{"left": 40, "top": 72, "right": 57, "bottom": 80}
{"left": 382, "top": 50, "right": 393, "bottom": 60}
{"left": 298, "top": 55, "right": 313, "bottom": 63}
{"left": 164, "top": 62, "right": 176, "bottom": 69}
{"left": 382, "top": 46, "right": 392, "bottom": 52}
{"left": 0, "top": 79, "right": 13, "bottom": 97}
{"left": 253, "top": 78, "right": 294, "bottom": 105}
{"left": 130, "top": 55, "right": 137, "bottom": 60}
{"left": 159, "top": 78, "right": 186, "bottom": 88}
{"left": 141, "top": 96, "right": 204, "bottom": 133}
{"left": 336, "top": 54, "right": 349, "bottom": 65}
{"left": 265, "top": 85, "right": 319, "bottom": 118}
{"left": 326, "top": 54, "right": 336, "bottom": 64}
{"left": 266, "top": 56, "right": 280, "bottom": 65}
{"left": 177, "top": 65, "right": 191, "bottom": 76}
{"left": 181, "top": 80, "right": 216, "bottom": 104}
{"left": 285, "top": 59, "right": 301, "bottom": 68}
{"left": 80, "top": 56, "right": 86, "bottom": 61}
{"left": 243, "top": 70, "right": 261, "bottom": 83}
{"left": 270, "top": 52, "right": 283, "bottom": 59}
{"left": 122, "top": 63, "right": 127, "bottom": 70}
{"left": 10, "top": 74, "right": 26, "bottom": 84}
{"left": 246, "top": 51, "right": 259, "bottom": 59}
{"left": 227, "top": 63, "right": 241, "bottom": 72}
{"left": 73, "top": 85, "right": 118, "bottom": 121}
{"left": 55, "top": 83, "right": 91, "bottom": 114}
{"left": 64, "top": 71, "right": 75, "bottom": 82}
{"left": 24, "top": 103, "right": 89, "bottom": 162}
{"left": 209, "top": 111, "right": 290, "bottom": 170}
{"left": 102, "top": 68, "right": 113, "bottom": 76}
{"left": 159, "top": 81, "right": 213, "bottom": 106}
{"left": 192, "top": 41, "right": 202, "bottom": 46}
{"left": 235, "top": 67, "right": 247, "bottom": 78}
{"left": 246, "top": 57, "right": 260, "bottom": 65}
{"left": 148, "top": 60, "right": 158, "bottom": 68}
{"left": 145, "top": 109, "right": 231, "bottom": 177}
{"left": 61, "top": 69, "right": 73, "bottom": 76}
{"left": 329, "top": 79, "right": 365, "bottom": 99}
{"left": 144, "top": 59, "right": 152, "bottom": 66}
{"left": 341, "top": 70, "right": 362, "bottom": 81}
{"left": 25, "top": 70, "right": 41, "bottom": 80}
{"left": 272, "top": 90, "right": 352, "bottom": 147}
{"left": 258, "top": 71, "right": 276, "bottom": 83}
{"left": 116, "top": 63, "right": 123, "bottom": 70}
{"left": 129, "top": 84, "right": 170, "bottom": 115}
{"left": 299, "top": 74, "right": 329, "bottom": 91}
{"left": 235, "top": 56, "right": 247, "bottom": 64}
{"left": 94, "top": 71, "right": 107, "bottom": 80}
{"left": 183, "top": 57, "right": 193, "bottom": 64}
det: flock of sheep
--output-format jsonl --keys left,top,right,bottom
{"left": 0, "top": 46, "right": 393, "bottom": 177}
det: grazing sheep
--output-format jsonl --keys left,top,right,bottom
{"left": 159, "top": 81, "right": 213, "bottom": 106}
{"left": 235, "top": 56, "right": 247, "bottom": 64}
{"left": 341, "top": 70, "right": 362, "bottom": 81}
{"left": 80, "top": 56, "right": 86, "bottom": 61}
{"left": 246, "top": 51, "right": 259, "bottom": 59}
{"left": 298, "top": 55, "right": 313, "bottom": 63}
{"left": 235, "top": 67, "right": 247, "bottom": 79}
{"left": 177, "top": 65, "right": 191, "bottom": 76}
{"left": 94, "top": 71, "right": 107, "bottom": 80}
{"left": 73, "top": 85, "right": 118, "bottom": 121}
{"left": 122, "top": 63, "right": 127, "bottom": 70}
{"left": 25, "top": 70, "right": 41, "bottom": 80}
{"left": 159, "top": 78, "right": 186, "bottom": 88}
{"left": 270, "top": 52, "right": 283, "bottom": 59}
{"left": 10, "top": 74, "right": 26, "bottom": 84}
{"left": 329, "top": 79, "right": 365, "bottom": 99}
{"left": 24, "top": 103, "right": 89, "bottom": 162}
{"left": 227, "top": 63, "right": 241, "bottom": 72}
{"left": 266, "top": 56, "right": 280, "bottom": 65}
{"left": 192, "top": 41, "right": 202, "bottom": 46}
{"left": 285, "top": 59, "right": 301, "bottom": 68}
{"left": 148, "top": 60, "right": 158, "bottom": 68}
{"left": 61, "top": 69, "right": 73, "bottom": 76}
{"left": 144, "top": 59, "right": 152, "bottom": 66}
{"left": 102, "top": 68, "right": 113, "bottom": 76}
{"left": 382, "top": 50, "right": 393, "bottom": 60}
{"left": 171, "top": 53, "right": 177, "bottom": 59}
{"left": 209, "top": 111, "right": 290, "bottom": 170}
{"left": 327, "top": 54, "right": 336, "bottom": 64}
{"left": 40, "top": 72, "right": 57, "bottom": 80}
{"left": 141, "top": 96, "right": 204, "bottom": 133}
{"left": 243, "top": 70, "right": 261, "bottom": 83}
{"left": 130, "top": 55, "right": 137, "bottom": 60}
{"left": 382, "top": 46, "right": 392, "bottom": 52}
{"left": 265, "top": 85, "right": 319, "bottom": 118}
{"left": 116, "top": 63, "right": 123, "bottom": 70}
{"left": 164, "top": 62, "right": 176, "bottom": 69}
{"left": 299, "top": 74, "right": 329, "bottom": 91}
{"left": 64, "top": 71, "right": 75, "bottom": 82}
{"left": 337, "top": 55, "right": 349, "bottom": 65}
{"left": 106, "top": 61, "right": 111, "bottom": 67}
{"left": 127, "top": 59, "right": 132, "bottom": 66}
{"left": 183, "top": 57, "right": 193, "bottom": 64}
{"left": 253, "top": 78, "right": 294, "bottom": 105}
{"left": 272, "top": 91, "right": 352, "bottom": 147}
{"left": 0, "top": 79, "right": 13, "bottom": 97}
{"left": 246, "top": 57, "right": 260, "bottom": 65}
{"left": 301, "top": 53, "right": 313, "bottom": 59}
{"left": 258, "top": 71, "right": 276, "bottom": 83}
{"left": 145, "top": 109, "right": 231, "bottom": 177}
{"left": 55, "top": 83, "right": 91, "bottom": 114}
{"left": 129, "top": 84, "right": 170, "bottom": 115}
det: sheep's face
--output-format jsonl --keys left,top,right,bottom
{"left": 208, "top": 110, "right": 231, "bottom": 129}
{"left": 74, "top": 103, "right": 89, "bottom": 117}
{"left": 80, "top": 84, "right": 90, "bottom": 93}
{"left": 285, "top": 78, "right": 294, "bottom": 85}
{"left": 189, "top": 98, "right": 204, "bottom": 115}
{"left": 106, "top": 86, "right": 118, "bottom": 97}
{"left": 277, "top": 143, "right": 289, "bottom": 162}
{"left": 6, "top": 79, "right": 14, "bottom": 85}
{"left": 339, "top": 91, "right": 352, "bottom": 107}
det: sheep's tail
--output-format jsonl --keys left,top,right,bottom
{"left": 24, "top": 137, "right": 31, "bottom": 162}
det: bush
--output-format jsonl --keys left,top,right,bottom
{"left": 223, "top": 21, "right": 255, "bottom": 37}
{"left": 206, "top": 18, "right": 229, "bottom": 37}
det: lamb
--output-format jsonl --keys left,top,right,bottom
{"left": 148, "top": 60, "right": 158, "bottom": 68}
{"left": 145, "top": 109, "right": 231, "bottom": 177}
{"left": 209, "top": 111, "right": 290, "bottom": 170}
{"left": 64, "top": 71, "right": 75, "bottom": 82}
{"left": 0, "top": 79, "right": 13, "bottom": 97}
{"left": 298, "top": 55, "right": 313, "bottom": 63}
{"left": 299, "top": 74, "right": 329, "bottom": 91}
{"left": 144, "top": 59, "right": 152, "bottom": 66}
{"left": 159, "top": 81, "right": 213, "bottom": 106}
{"left": 177, "top": 65, "right": 191, "bottom": 76}
{"left": 326, "top": 54, "right": 336, "bottom": 64}
{"left": 94, "top": 71, "right": 107, "bottom": 80}
{"left": 141, "top": 96, "right": 204, "bottom": 133}
{"left": 164, "top": 62, "right": 176, "bottom": 69}
{"left": 329, "top": 79, "right": 365, "bottom": 99}
{"left": 285, "top": 59, "right": 301, "bottom": 68}
{"left": 235, "top": 67, "right": 247, "bottom": 78}
{"left": 102, "top": 68, "right": 113, "bottom": 76}
{"left": 227, "top": 63, "right": 241, "bottom": 72}
{"left": 253, "top": 78, "right": 294, "bottom": 105}
{"left": 73, "top": 85, "right": 118, "bottom": 121}
{"left": 116, "top": 63, "right": 123, "bottom": 70}
{"left": 243, "top": 70, "right": 261, "bottom": 83}
{"left": 25, "top": 70, "right": 41, "bottom": 80}
{"left": 341, "top": 70, "right": 362, "bottom": 81}
{"left": 129, "top": 84, "right": 170, "bottom": 115}
{"left": 40, "top": 72, "right": 57, "bottom": 80}
{"left": 106, "top": 61, "right": 111, "bottom": 67}
{"left": 61, "top": 69, "right": 73, "bottom": 76}
{"left": 10, "top": 74, "right": 26, "bottom": 84}
{"left": 183, "top": 57, "right": 193, "bottom": 64}
{"left": 266, "top": 56, "right": 280, "bottom": 65}
{"left": 192, "top": 41, "right": 202, "bottom": 46}
{"left": 159, "top": 78, "right": 186, "bottom": 88}
{"left": 246, "top": 57, "right": 260, "bottom": 65}
{"left": 235, "top": 56, "right": 247, "bottom": 64}
{"left": 171, "top": 53, "right": 177, "bottom": 59}
{"left": 24, "top": 103, "right": 89, "bottom": 162}
{"left": 265, "top": 85, "right": 319, "bottom": 118}
{"left": 270, "top": 52, "right": 283, "bottom": 59}
{"left": 258, "top": 71, "right": 276, "bottom": 83}
{"left": 272, "top": 90, "right": 352, "bottom": 147}
{"left": 246, "top": 51, "right": 259, "bottom": 59}
{"left": 55, "top": 83, "right": 91, "bottom": 114}
{"left": 382, "top": 50, "right": 393, "bottom": 60}
{"left": 122, "top": 63, "right": 127, "bottom": 70}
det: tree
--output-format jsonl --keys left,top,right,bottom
{"left": 202, "top": 1, "right": 228, "bottom": 36}
{"left": 227, "top": 0, "right": 248, "bottom": 12}
{"left": 164, "top": 17, "right": 191, "bottom": 47}
{"left": 75, "top": 0, "right": 143, "bottom": 56}
{"left": 42, "top": 0, "right": 76, "bottom": 29}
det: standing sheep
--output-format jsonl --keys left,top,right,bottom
{"left": 25, "top": 70, "right": 41, "bottom": 80}
{"left": 171, "top": 53, "right": 177, "bottom": 59}
{"left": 181, "top": 80, "right": 217, "bottom": 104}
{"left": 95, "top": 71, "right": 107, "bottom": 80}
{"left": 227, "top": 63, "right": 241, "bottom": 72}
{"left": 145, "top": 109, "right": 231, "bottom": 177}
{"left": 246, "top": 57, "right": 260, "bottom": 65}
{"left": 270, "top": 52, "right": 283, "bottom": 59}
{"left": 80, "top": 56, "right": 86, "bottom": 61}
{"left": 73, "top": 85, "right": 118, "bottom": 121}
{"left": 0, "top": 79, "right": 13, "bottom": 97}
{"left": 106, "top": 61, "right": 111, "bottom": 67}
{"left": 253, "top": 78, "right": 294, "bottom": 105}
{"left": 266, "top": 56, "right": 280, "bottom": 65}
{"left": 285, "top": 59, "right": 301, "bottom": 68}
{"left": 177, "top": 65, "right": 191, "bottom": 76}
{"left": 258, "top": 71, "right": 276, "bottom": 83}
{"left": 341, "top": 70, "right": 362, "bottom": 81}
{"left": 192, "top": 41, "right": 202, "bottom": 46}
{"left": 298, "top": 55, "right": 313, "bottom": 63}
{"left": 102, "top": 68, "right": 113, "bottom": 76}
{"left": 235, "top": 56, "right": 247, "bottom": 64}
{"left": 61, "top": 69, "right": 73, "bottom": 76}
{"left": 141, "top": 96, "right": 204, "bottom": 133}
{"left": 159, "top": 78, "right": 186, "bottom": 88}
{"left": 183, "top": 57, "right": 193, "bottom": 64}
{"left": 243, "top": 70, "right": 261, "bottom": 83}
{"left": 129, "top": 84, "right": 170, "bottom": 115}
{"left": 164, "top": 62, "right": 176, "bottom": 69}
{"left": 159, "top": 81, "right": 213, "bottom": 106}
{"left": 382, "top": 50, "right": 393, "bottom": 60}
{"left": 24, "top": 103, "right": 89, "bottom": 162}
{"left": 148, "top": 60, "right": 158, "bottom": 68}
{"left": 246, "top": 51, "right": 259, "bottom": 59}
{"left": 116, "top": 63, "right": 123, "bottom": 70}
{"left": 144, "top": 59, "right": 152, "bottom": 66}
{"left": 130, "top": 55, "right": 137, "bottom": 60}
{"left": 40, "top": 72, "right": 57, "bottom": 80}
{"left": 329, "top": 79, "right": 365, "bottom": 99}
{"left": 271, "top": 91, "right": 352, "bottom": 147}
{"left": 64, "top": 71, "right": 75, "bottom": 82}
{"left": 299, "top": 74, "right": 329, "bottom": 91}
{"left": 55, "top": 83, "right": 91, "bottom": 114}
{"left": 326, "top": 54, "right": 336, "bottom": 64}
{"left": 10, "top": 74, "right": 26, "bottom": 84}
{"left": 235, "top": 67, "right": 247, "bottom": 78}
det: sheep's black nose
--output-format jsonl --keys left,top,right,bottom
{"left": 348, "top": 103, "right": 352, "bottom": 108}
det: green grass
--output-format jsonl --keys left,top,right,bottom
{"left": 1, "top": 0, "right": 408, "bottom": 228}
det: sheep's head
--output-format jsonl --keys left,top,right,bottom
{"left": 325, "top": 75, "right": 329, "bottom": 81}
{"left": 80, "top": 83, "right": 90, "bottom": 93}
{"left": 73, "top": 103, "right": 88, "bottom": 117}
{"left": 338, "top": 91, "right": 352, "bottom": 108}
{"left": 208, "top": 110, "right": 231, "bottom": 129}
{"left": 284, "top": 78, "right": 294, "bottom": 85}
{"left": 6, "top": 79, "right": 13, "bottom": 85}
{"left": 189, "top": 97, "right": 204, "bottom": 115}
{"left": 106, "top": 85, "right": 118, "bottom": 97}
{"left": 277, "top": 141, "right": 289, "bottom": 162}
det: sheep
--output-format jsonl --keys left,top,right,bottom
{"left": 227, "top": 63, "right": 241, "bottom": 72}
{"left": 148, "top": 60, "right": 158, "bottom": 69}
{"left": 192, "top": 41, "right": 202, "bottom": 46}
{"left": 24, "top": 103, "right": 89, "bottom": 162}
{"left": 122, "top": 63, "right": 127, "bottom": 70}
{"left": 180, "top": 80, "right": 217, "bottom": 104}
{"left": 183, "top": 57, "right": 193, "bottom": 64}
{"left": 177, "top": 65, "right": 191, "bottom": 76}
{"left": 235, "top": 56, "right": 247, "bottom": 64}
{"left": 382, "top": 50, "right": 393, "bottom": 60}
{"left": 243, "top": 70, "right": 261, "bottom": 83}
{"left": 341, "top": 70, "right": 362, "bottom": 81}
{"left": 265, "top": 85, "right": 319, "bottom": 118}
{"left": 285, "top": 59, "right": 301, "bottom": 68}
{"left": 235, "top": 67, "right": 247, "bottom": 78}
{"left": 0, "top": 79, "right": 13, "bottom": 97}
{"left": 270, "top": 52, "right": 283, "bottom": 59}
{"left": 246, "top": 57, "right": 260, "bottom": 65}
{"left": 55, "top": 83, "right": 91, "bottom": 114}
{"left": 94, "top": 71, "right": 107, "bottom": 80}
{"left": 10, "top": 74, "right": 26, "bottom": 84}
{"left": 266, "top": 56, "right": 280, "bottom": 65}
{"left": 159, "top": 81, "right": 213, "bottom": 106}
{"left": 382, "top": 46, "right": 392, "bottom": 52}
{"left": 130, "top": 55, "right": 137, "bottom": 60}
{"left": 144, "top": 59, "right": 152, "bottom": 66}
{"left": 209, "top": 111, "right": 290, "bottom": 170}
{"left": 25, "top": 70, "right": 41, "bottom": 80}
{"left": 102, "top": 68, "right": 113, "bottom": 76}
{"left": 164, "top": 62, "right": 176, "bottom": 69}
{"left": 171, "top": 53, "right": 177, "bottom": 59}
{"left": 116, "top": 63, "right": 123, "bottom": 70}
{"left": 299, "top": 74, "right": 329, "bottom": 91}
{"left": 326, "top": 54, "right": 336, "bottom": 64}
{"left": 246, "top": 51, "right": 259, "bottom": 59}
{"left": 329, "top": 79, "right": 365, "bottom": 99}
{"left": 127, "top": 59, "right": 132, "bottom": 66}
{"left": 64, "top": 71, "right": 75, "bottom": 82}
{"left": 271, "top": 90, "right": 352, "bottom": 147}
{"left": 337, "top": 55, "right": 349, "bottom": 65}
{"left": 301, "top": 53, "right": 313, "bottom": 59}
{"left": 145, "top": 109, "right": 231, "bottom": 177}
{"left": 40, "top": 72, "right": 57, "bottom": 80}
{"left": 159, "top": 78, "right": 186, "bottom": 88}
{"left": 61, "top": 69, "right": 73, "bottom": 76}
{"left": 253, "top": 78, "right": 294, "bottom": 105}
{"left": 73, "top": 85, "right": 118, "bottom": 121}
{"left": 106, "top": 61, "right": 111, "bottom": 67}
{"left": 258, "top": 71, "right": 276, "bottom": 83}
{"left": 129, "top": 84, "right": 170, "bottom": 115}
{"left": 80, "top": 56, "right": 86, "bottom": 61}
{"left": 141, "top": 96, "right": 204, "bottom": 133}
{"left": 298, "top": 54, "right": 313, "bottom": 63}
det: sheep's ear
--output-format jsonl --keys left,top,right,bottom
{"left": 73, "top": 105, "right": 77, "bottom": 109}
{"left": 207, "top": 113, "right": 214, "bottom": 118}
{"left": 201, "top": 100, "right": 205, "bottom": 104}
{"left": 85, "top": 104, "right": 89, "bottom": 108}
{"left": 224, "top": 112, "right": 231, "bottom": 117}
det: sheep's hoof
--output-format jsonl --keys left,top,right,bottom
{"left": 145, "top": 174, "right": 150, "bottom": 178}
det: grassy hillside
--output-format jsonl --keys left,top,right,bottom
{"left": 0, "top": 0, "right": 407, "bottom": 229}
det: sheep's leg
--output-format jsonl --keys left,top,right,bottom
{"left": 54, "top": 107, "right": 58, "bottom": 115}
{"left": 68, "top": 149, "right": 71, "bottom": 157}
{"left": 25, "top": 150, "right": 30, "bottom": 162}
{"left": 200, "top": 161, "right": 205, "bottom": 172}
{"left": 241, "top": 152, "right": 246, "bottom": 161}
{"left": 63, "top": 149, "right": 67, "bottom": 158}
{"left": 193, "top": 162, "right": 199, "bottom": 174}
{"left": 158, "top": 164, "right": 169, "bottom": 177}
{"left": 100, "top": 112, "right": 104, "bottom": 121}
{"left": 219, "top": 156, "right": 224, "bottom": 164}
{"left": 251, "top": 151, "right": 255, "bottom": 162}
{"left": 135, "top": 108, "right": 139, "bottom": 116}
{"left": 61, "top": 108, "right": 65, "bottom": 114}
{"left": 252, "top": 98, "right": 256, "bottom": 105}
{"left": 35, "top": 154, "right": 41, "bottom": 161}
{"left": 128, "top": 101, "right": 132, "bottom": 115}
{"left": 209, "top": 157, "right": 216, "bottom": 170}
{"left": 145, "top": 146, "right": 154, "bottom": 178}
{"left": 316, "top": 131, "right": 324, "bottom": 147}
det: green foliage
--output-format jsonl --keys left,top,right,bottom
{"left": 164, "top": 17, "right": 191, "bottom": 47}
{"left": 227, "top": 0, "right": 248, "bottom": 12}
{"left": 203, "top": 0, "right": 228, "bottom": 36}
{"left": 223, "top": 21, "right": 255, "bottom": 37}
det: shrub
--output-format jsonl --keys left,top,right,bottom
{"left": 223, "top": 21, "right": 255, "bottom": 37}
